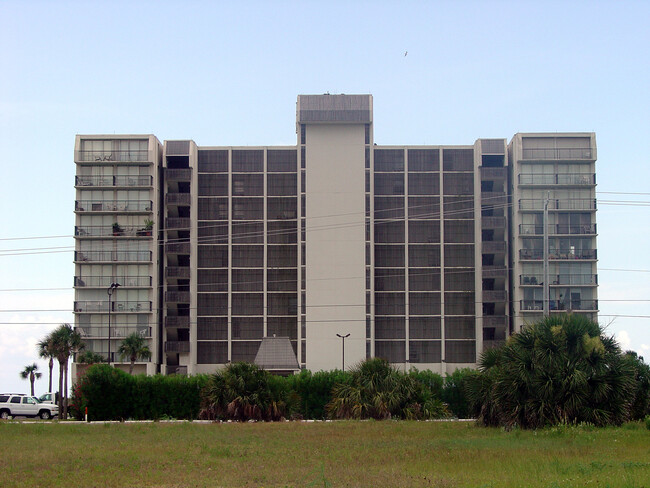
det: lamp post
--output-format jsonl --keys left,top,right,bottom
{"left": 336, "top": 333, "right": 350, "bottom": 370}
{"left": 107, "top": 282, "right": 120, "bottom": 365}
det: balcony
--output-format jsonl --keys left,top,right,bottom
{"left": 165, "top": 291, "right": 191, "bottom": 303}
{"left": 165, "top": 316, "right": 190, "bottom": 328}
{"left": 164, "top": 341, "right": 190, "bottom": 353}
{"left": 74, "top": 276, "right": 152, "bottom": 288}
{"left": 75, "top": 200, "right": 152, "bottom": 213}
{"left": 165, "top": 267, "right": 191, "bottom": 279}
{"left": 521, "top": 147, "right": 593, "bottom": 160}
{"left": 481, "top": 192, "right": 507, "bottom": 206}
{"left": 480, "top": 167, "right": 507, "bottom": 179}
{"left": 165, "top": 193, "right": 191, "bottom": 205}
{"left": 166, "top": 168, "right": 192, "bottom": 181}
{"left": 75, "top": 225, "right": 153, "bottom": 238}
{"left": 482, "top": 216, "right": 506, "bottom": 229}
{"left": 166, "top": 242, "right": 191, "bottom": 254}
{"left": 165, "top": 218, "right": 191, "bottom": 230}
{"left": 519, "top": 249, "right": 597, "bottom": 260}
{"left": 520, "top": 274, "right": 598, "bottom": 286}
{"left": 74, "top": 250, "right": 152, "bottom": 263}
{"left": 166, "top": 365, "right": 188, "bottom": 375}
{"left": 518, "top": 174, "right": 595, "bottom": 186}
{"left": 76, "top": 150, "right": 149, "bottom": 163}
{"left": 519, "top": 224, "right": 597, "bottom": 236}
{"left": 482, "top": 241, "right": 506, "bottom": 253}
{"left": 74, "top": 301, "right": 152, "bottom": 313}
{"left": 75, "top": 175, "right": 152, "bottom": 187}
{"left": 520, "top": 299, "right": 598, "bottom": 311}
{"left": 482, "top": 315, "right": 507, "bottom": 328}
{"left": 76, "top": 326, "right": 151, "bottom": 339}
{"left": 483, "top": 290, "right": 507, "bottom": 302}
{"left": 482, "top": 266, "right": 507, "bottom": 278}
{"left": 518, "top": 199, "right": 596, "bottom": 211}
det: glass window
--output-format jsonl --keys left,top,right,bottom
{"left": 268, "top": 174, "right": 297, "bottom": 196}
{"left": 232, "top": 246, "right": 264, "bottom": 267}
{"left": 410, "top": 317, "right": 441, "bottom": 339}
{"left": 375, "top": 269, "right": 405, "bottom": 291}
{"left": 374, "top": 149, "right": 404, "bottom": 172}
{"left": 268, "top": 197, "right": 297, "bottom": 219}
{"left": 375, "top": 341, "right": 405, "bottom": 363}
{"left": 231, "top": 341, "right": 261, "bottom": 362}
{"left": 232, "top": 150, "right": 263, "bottom": 172}
{"left": 374, "top": 197, "right": 404, "bottom": 220}
{"left": 409, "top": 292, "right": 441, "bottom": 315}
{"left": 408, "top": 173, "right": 440, "bottom": 195}
{"left": 197, "top": 293, "right": 228, "bottom": 315}
{"left": 375, "top": 245, "right": 405, "bottom": 267}
{"left": 232, "top": 317, "right": 263, "bottom": 339}
{"left": 374, "top": 173, "right": 404, "bottom": 195}
{"left": 268, "top": 221, "right": 298, "bottom": 244}
{"left": 375, "top": 292, "right": 405, "bottom": 315}
{"left": 197, "top": 342, "right": 228, "bottom": 364}
{"left": 408, "top": 149, "right": 439, "bottom": 172}
{"left": 409, "top": 341, "right": 441, "bottom": 363}
{"left": 232, "top": 221, "right": 264, "bottom": 244}
{"left": 443, "top": 149, "right": 474, "bottom": 171}
{"left": 267, "top": 150, "right": 297, "bottom": 172}
{"left": 197, "top": 317, "right": 228, "bottom": 340}
{"left": 232, "top": 174, "right": 263, "bottom": 196}
{"left": 232, "top": 269, "right": 263, "bottom": 292}
{"left": 375, "top": 221, "right": 405, "bottom": 243}
{"left": 198, "top": 150, "right": 228, "bottom": 173}
{"left": 375, "top": 316, "right": 406, "bottom": 339}
{"left": 232, "top": 294, "right": 263, "bottom": 316}
{"left": 198, "top": 174, "right": 229, "bottom": 196}
{"left": 408, "top": 221, "right": 440, "bottom": 243}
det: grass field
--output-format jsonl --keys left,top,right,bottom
{"left": 1, "top": 420, "right": 648, "bottom": 488}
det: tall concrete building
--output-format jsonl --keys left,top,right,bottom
{"left": 72, "top": 94, "right": 598, "bottom": 377}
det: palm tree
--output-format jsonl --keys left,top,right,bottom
{"left": 117, "top": 333, "right": 151, "bottom": 374}
{"left": 465, "top": 314, "right": 636, "bottom": 428}
{"left": 20, "top": 363, "right": 42, "bottom": 396}
{"left": 49, "top": 324, "right": 84, "bottom": 419}
{"left": 328, "top": 357, "right": 449, "bottom": 420}
{"left": 37, "top": 336, "right": 56, "bottom": 393}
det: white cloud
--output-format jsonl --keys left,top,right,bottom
{"left": 616, "top": 330, "right": 631, "bottom": 350}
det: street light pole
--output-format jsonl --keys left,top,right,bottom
{"left": 107, "top": 282, "right": 120, "bottom": 365}
{"left": 336, "top": 333, "right": 350, "bottom": 370}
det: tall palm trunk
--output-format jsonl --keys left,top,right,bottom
{"left": 58, "top": 362, "right": 64, "bottom": 419}
{"left": 48, "top": 357, "right": 53, "bottom": 392}
{"left": 63, "top": 359, "right": 69, "bottom": 419}
{"left": 130, "top": 355, "right": 135, "bottom": 375}
{"left": 30, "top": 371, "right": 35, "bottom": 396}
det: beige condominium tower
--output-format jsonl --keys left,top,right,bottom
{"left": 72, "top": 94, "right": 597, "bottom": 378}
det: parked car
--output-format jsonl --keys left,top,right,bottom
{"left": 0, "top": 394, "right": 59, "bottom": 420}
{"left": 37, "top": 392, "right": 58, "bottom": 405}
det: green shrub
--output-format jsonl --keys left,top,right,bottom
{"left": 285, "top": 369, "right": 351, "bottom": 419}
{"left": 442, "top": 368, "right": 478, "bottom": 419}
{"left": 645, "top": 415, "right": 650, "bottom": 430}
{"left": 71, "top": 364, "right": 209, "bottom": 421}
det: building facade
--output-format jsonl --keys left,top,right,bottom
{"left": 73, "top": 94, "right": 598, "bottom": 377}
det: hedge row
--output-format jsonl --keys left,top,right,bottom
{"left": 71, "top": 363, "right": 476, "bottom": 421}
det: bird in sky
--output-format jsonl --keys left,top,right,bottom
{"left": 404, "top": 51, "right": 408, "bottom": 57}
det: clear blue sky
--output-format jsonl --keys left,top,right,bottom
{"left": 1, "top": 0, "right": 648, "bottom": 395}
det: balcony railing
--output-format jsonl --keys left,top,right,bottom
{"left": 165, "top": 193, "right": 191, "bottom": 205}
{"left": 482, "top": 216, "right": 506, "bottom": 229}
{"left": 77, "top": 150, "right": 149, "bottom": 162}
{"left": 520, "top": 300, "right": 598, "bottom": 311}
{"left": 75, "top": 175, "right": 152, "bottom": 187}
{"left": 482, "top": 266, "right": 507, "bottom": 278}
{"left": 518, "top": 174, "right": 595, "bottom": 185}
{"left": 519, "top": 224, "right": 597, "bottom": 236}
{"left": 74, "top": 301, "right": 152, "bottom": 313}
{"left": 165, "top": 291, "right": 191, "bottom": 303}
{"left": 74, "top": 276, "right": 152, "bottom": 288}
{"left": 165, "top": 218, "right": 191, "bottom": 230}
{"left": 480, "top": 167, "right": 507, "bottom": 179}
{"left": 75, "top": 225, "right": 153, "bottom": 237}
{"left": 482, "top": 315, "right": 507, "bottom": 328}
{"left": 519, "top": 249, "right": 597, "bottom": 260}
{"left": 482, "top": 241, "right": 506, "bottom": 253}
{"left": 518, "top": 199, "right": 596, "bottom": 211}
{"left": 166, "top": 242, "right": 191, "bottom": 254}
{"left": 521, "top": 148, "right": 593, "bottom": 160}
{"left": 166, "top": 365, "right": 188, "bottom": 375}
{"left": 166, "top": 168, "right": 192, "bottom": 181}
{"left": 76, "top": 326, "right": 151, "bottom": 339}
{"left": 483, "top": 290, "right": 507, "bottom": 302}
{"left": 165, "top": 316, "right": 190, "bottom": 328}
{"left": 520, "top": 274, "right": 598, "bottom": 286}
{"left": 164, "top": 341, "right": 190, "bottom": 353}
{"left": 481, "top": 192, "right": 507, "bottom": 206}
{"left": 75, "top": 200, "right": 152, "bottom": 212}
{"left": 165, "top": 267, "right": 190, "bottom": 279}
{"left": 74, "top": 250, "right": 152, "bottom": 262}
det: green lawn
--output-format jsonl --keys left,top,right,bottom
{"left": 1, "top": 420, "right": 648, "bottom": 487}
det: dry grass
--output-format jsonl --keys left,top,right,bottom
{"left": 1, "top": 420, "right": 648, "bottom": 487}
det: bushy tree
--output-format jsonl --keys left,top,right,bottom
{"left": 37, "top": 336, "right": 56, "bottom": 393}
{"left": 200, "top": 362, "right": 296, "bottom": 421}
{"left": 285, "top": 369, "right": 351, "bottom": 419}
{"left": 624, "top": 351, "right": 650, "bottom": 420}
{"left": 77, "top": 350, "right": 105, "bottom": 364}
{"left": 327, "top": 358, "right": 449, "bottom": 420}
{"left": 442, "top": 368, "right": 478, "bottom": 419}
{"left": 466, "top": 314, "right": 636, "bottom": 428}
